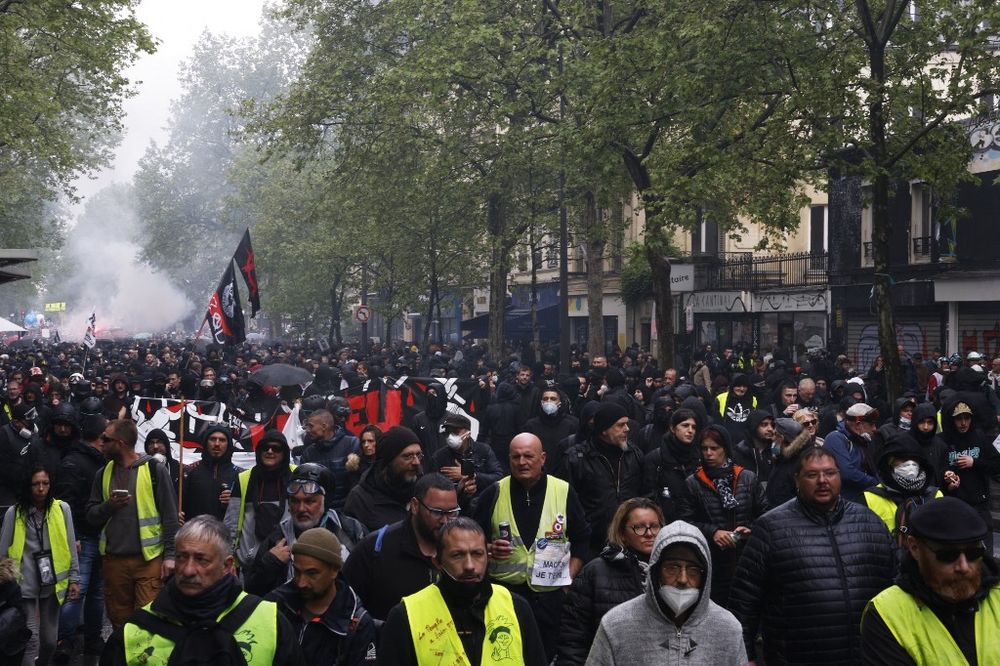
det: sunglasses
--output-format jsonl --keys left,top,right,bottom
{"left": 800, "top": 419, "right": 818, "bottom": 427}
{"left": 99, "top": 435, "right": 120, "bottom": 444}
{"left": 259, "top": 444, "right": 284, "bottom": 454}
{"left": 928, "top": 543, "right": 986, "bottom": 564}
{"left": 418, "top": 499, "right": 461, "bottom": 518}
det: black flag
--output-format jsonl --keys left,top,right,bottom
{"left": 233, "top": 229, "right": 260, "bottom": 317}
{"left": 205, "top": 262, "right": 246, "bottom": 346}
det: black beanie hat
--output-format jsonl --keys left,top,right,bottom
{"left": 604, "top": 368, "right": 625, "bottom": 389}
{"left": 378, "top": 426, "right": 420, "bottom": 463}
{"left": 593, "top": 403, "right": 628, "bottom": 435}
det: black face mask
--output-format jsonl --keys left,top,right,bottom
{"left": 437, "top": 567, "right": 488, "bottom": 604}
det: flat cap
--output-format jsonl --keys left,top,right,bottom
{"left": 906, "top": 497, "right": 989, "bottom": 543}
{"left": 442, "top": 412, "right": 471, "bottom": 431}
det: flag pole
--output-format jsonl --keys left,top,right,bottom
{"left": 177, "top": 396, "right": 186, "bottom": 519}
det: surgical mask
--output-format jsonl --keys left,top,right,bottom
{"left": 446, "top": 433, "right": 465, "bottom": 450}
{"left": 658, "top": 585, "right": 700, "bottom": 615}
{"left": 861, "top": 431, "right": 872, "bottom": 442}
{"left": 893, "top": 460, "right": 921, "bottom": 482}
{"left": 898, "top": 417, "right": 911, "bottom": 430}
{"left": 541, "top": 402, "right": 559, "bottom": 416}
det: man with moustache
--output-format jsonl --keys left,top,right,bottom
{"left": 861, "top": 497, "right": 999, "bottom": 664}
{"left": 343, "top": 426, "right": 425, "bottom": 531}
{"left": 377, "top": 518, "right": 546, "bottom": 665}
{"left": 102, "top": 516, "right": 300, "bottom": 665}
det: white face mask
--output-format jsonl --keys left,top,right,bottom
{"left": 898, "top": 417, "right": 911, "bottom": 430}
{"left": 893, "top": 460, "right": 921, "bottom": 481}
{"left": 541, "top": 402, "right": 559, "bottom": 416}
{"left": 658, "top": 585, "right": 700, "bottom": 615}
{"left": 446, "top": 433, "right": 465, "bottom": 450}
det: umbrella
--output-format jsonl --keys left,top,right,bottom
{"left": 248, "top": 363, "right": 314, "bottom": 387}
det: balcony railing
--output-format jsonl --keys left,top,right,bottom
{"left": 912, "top": 236, "right": 932, "bottom": 257}
{"left": 706, "top": 251, "right": 829, "bottom": 290}
{"left": 863, "top": 241, "right": 873, "bottom": 259}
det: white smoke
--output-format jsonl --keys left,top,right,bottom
{"left": 59, "top": 183, "right": 195, "bottom": 338}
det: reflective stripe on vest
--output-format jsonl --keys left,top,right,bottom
{"left": 863, "top": 487, "right": 944, "bottom": 535}
{"left": 101, "top": 461, "right": 163, "bottom": 560}
{"left": 122, "top": 591, "right": 278, "bottom": 665}
{"left": 868, "top": 584, "right": 1000, "bottom": 665}
{"left": 234, "top": 465, "right": 295, "bottom": 550}
{"left": 403, "top": 583, "right": 521, "bottom": 666}
{"left": 716, "top": 392, "right": 757, "bottom": 417}
{"left": 489, "top": 476, "right": 568, "bottom": 591}
{"left": 9, "top": 499, "right": 73, "bottom": 604}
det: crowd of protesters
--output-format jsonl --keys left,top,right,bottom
{"left": 0, "top": 335, "right": 996, "bottom": 664}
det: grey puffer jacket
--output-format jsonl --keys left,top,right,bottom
{"left": 586, "top": 521, "right": 747, "bottom": 665}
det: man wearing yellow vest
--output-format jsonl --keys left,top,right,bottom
{"left": 102, "top": 515, "right": 301, "bottom": 665}
{"left": 470, "top": 432, "right": 589, "bottom": 662}
{"left": 861, "top": 497, "right": 1000, "bottom": 665}
{"left": 85, "top": 419, "right": 179, "bottom": 629}
{"left": 377, "top": 517, "right": 546, "bottom": 665}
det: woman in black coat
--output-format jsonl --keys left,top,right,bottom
{"left": 680, "top": 424, "right": 767, "bottom": 606}
{"left": 557, "top": 497, "right": 664, "bottom": 665}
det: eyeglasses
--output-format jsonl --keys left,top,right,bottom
{"left": 800, "top": 419, "right": 818, "bottom": 427}
{"left": 418, "top": 499, "right": 461, "bottom": 518}
{"left": 927, "top": 543, "right": 986, "bottom": 564}
{"left": 629, "top": 523, "right": 662, "bottom": 536}
{"left": 800, "top": 470, "right": 840, "bottom": 481}
{"left": 287, "top": 480, "right": 325, "bottom": 496}
{"left": 259, "top": 444, "right": 284, "bottom": 454}
{"left": 660, "top": 561, "right": 705, "bottom": 579}
{"left": 400, "top": 451, "right": 424, "bottom": 462}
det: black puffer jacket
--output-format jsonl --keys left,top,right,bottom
{"left": 728, "top": 497, "right": 895, "bottom": 665}
{"left": 561, "top": 436, "right": 644, "bottom": 558}
{"left": 557, "top": 544, "right": 647, "bottom": 666}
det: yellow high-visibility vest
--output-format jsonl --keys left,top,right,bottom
{"left": 100, "top": 461, "right": 163, "bottom": 561}
{"left": 489, "top": 476, "right": 569, "bottom": 591}
{"left": 9, "top": 500, "right": 73, "bottom": 604}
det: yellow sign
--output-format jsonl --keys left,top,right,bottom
{"left": 44, "top": 302, "right": 66, "bottom": 312}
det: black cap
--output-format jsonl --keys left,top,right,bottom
{"left": 906, "top": 497, "right": 989, "bottom": 543}
{"left": 442, "top": 412, "right": 471, "bottom": 431}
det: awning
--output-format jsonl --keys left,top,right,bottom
{"left": 461, "top": 304, "right": 560, "bottom": 341}
{"left": 0, "top": 316, "right": 26, "bottom": 333}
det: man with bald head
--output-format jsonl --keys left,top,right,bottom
{"left": 471, "top": 433, "right": 590, "bottom": 662}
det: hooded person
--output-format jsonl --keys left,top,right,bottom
{"left": 24, "top": 402, "right": 79, "bottom": 488}
{"left": 732, "top": 409, "right": 776, "bottom": 486}
{"left": 342, "top": 426, "right": 424, "bottom": 531}
{"left": 479, "top": 382, "right": 523, "bottom": 471}
{"left": 764, "top": 418, "right": 813, "bottom": 508}
{"left": 524, "top": 387, "right": 579, "bottom": 474}
{"left": 714, "top": 374, "right": 758, "bottom": 444}
{"left": 143, "top": 427, "right": 181, "bottom": 488}
{"left": 636, "top": 395, "right": 677, "bottom": 454}
{"left": 869, "top": 396, "right": 918, "bottom": 466}
{"left": 862, "top": 431, "right": 943, "bottom": 542}
{"left": 411, "top": 380, "right": 450, "bottom": 457}
{"left": 679, "top": 425, "right": 768, "bottom": 606}
{"left": 586, "top": 520, "right": 747, "bottom": 665}
{"left": 182, "top": 425, "right": 244, "bottom": 521}
{"left": 223, "top": 430, "right": 295, "bottom": 570}
{"left": 909, "top": 402, "right": 949, "bottom": 486}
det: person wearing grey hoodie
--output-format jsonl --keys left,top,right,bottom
{"left": 586, "top": 521, "right": 746, "bottom": 665}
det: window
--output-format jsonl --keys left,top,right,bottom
{"left": 910, "top": 182, "right": 933, "bottom": 263}
{"left": 809, "top": 205, "right": 828, "bottom": 270}
{"left": 692, "top": 219, "right": 722, "bottom": 255}
{"left": 860, "top": 185, "right": 873, "bottom": 268}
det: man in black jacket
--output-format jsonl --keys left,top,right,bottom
{"left": 343, "top": 426, "right": 424, "bottom": 531}
{"left": 341, "top": 473, "right": 460, "bottom": 621}
{"left": 377, "top": 518, "right": 546, "bottom": 665}
{"left": 524, "top": 388, "right": 579, "bottom": 472}
{"left": 729, "top": 447, "right": 895, "bottom": 665}
{"left": 410, "top": 381, "right": 449, "bottom": 457}
{"left": 0, "top": 403, "right": 32, "bottom": 512}
{"left": 265, "top": 528, "right": 378, "bottom": 665}
{"left": 861, "top": 497, "right": 999, "bottom": 665}
{"left": 732, "top": 409, "right": 776, "bottom": 488}
{"left": 426, "top": 412, "right": 502, "bottom": 502}
{"left": 561, "top": 403, "right": 644, "bottom": 559}
{"left": 182, "top": 425, "right": 244, "bottom": 521}
{"left": 299, "top": 408, "right": 359, "bottom": 509}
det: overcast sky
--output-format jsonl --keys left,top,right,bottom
{"left": 73, "top": 0, "right": 267, "bottom": 204}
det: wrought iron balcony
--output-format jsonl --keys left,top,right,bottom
{"left": 705, "top": 251, "right": 829, "bottom": 290}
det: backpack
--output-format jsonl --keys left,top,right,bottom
{"left": 128, "top": 595, "right": 260, "bottom": 666}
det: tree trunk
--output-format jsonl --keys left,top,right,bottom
{"left": 328, "top": 276, "right": 341, "bottom": 350}
{"left": 487, "top": 192, "right": 510, "bottom": 356}
{"left": 583, "top": 192, "right": 606, "bottom": 358}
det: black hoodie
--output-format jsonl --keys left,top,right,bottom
{"left": 733, "top": 409, "right": 776, "bottom": 483}
{"left": 940, "top": 396, "right": 1000, "bottom": 509}
{"left": 411, "top": 381, "right": 449, "bottom": 457}
{"left": 524, "top": 388, "right": 579, "bottom": 473}
{"left": 909, "top": 402, "right": 949, "bottom": 486}
{"left": 183, "top": 425, "right": 244, "bottom": 521}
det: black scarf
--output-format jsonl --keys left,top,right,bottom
{"left": 664, "top": 433, "right": 694, "bottom": 466}
{"left": 165, "top": 572, "right": 242, "bottom": 623}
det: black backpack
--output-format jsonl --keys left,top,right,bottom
{"left": 128, "top": 595, "right": 260, "bottom": 666}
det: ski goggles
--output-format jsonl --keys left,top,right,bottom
{"left": 286, "top": 480, "right": 325, "bottom": 496}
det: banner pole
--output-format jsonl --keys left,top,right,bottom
{"left": 177, "top": 397, "right": 186, "bottom": 519}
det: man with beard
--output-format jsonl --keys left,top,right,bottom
{"left": 343, "top": 426, "right": 425, "bottom": 531}
{"left": 513, "top": 365, "right": 542, "bottom": 426}
{"left": 862, "top": 497, "right": 1000, "bottom": 664}
{"left": 0, "top": 378, "right": 22, "bottom": 425}
{"left": 101, "top": 374, "right": 131, "bottom": 421}
{"left": 143, "top": 428, "right": 181, "bottom": 487}
{"left": 265, "top": 528, "right": 378, "bottom": 665}
{"left": 411, "top": 381, "right": 450, "bottom": 457}
{"left": 377, "top": 518, "right": 546, "bottom": 665}
{"left": 102, "top": 515, "right": 301, "bottom": 665}
{"left": 182, "top": 426, "right": 244, "bottom": 521}
{"left": 732, "top": 410, "right": 776, "bottom": 488}
{"left": 342, "top": 473, "right": 460, "bottom": 622}
{"left": 472, "top": 433, "right": 589, "bottom": 662}
{"left": 300, "top": 408, "right": 359, "bottom": 510}
{"left": 224, "top": 431, "right": 296, "bottom": 572}
{"left": 25, "top": 402, "right": 79, "bottom": 488}
{"left": 245, "top": 463, "right": 367, "bottom": 596}
{"left": 54, "top": 399, "right": 107, "bottom": 664}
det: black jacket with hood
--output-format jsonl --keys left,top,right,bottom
{"left": 636, "top": 395, "right": 675, "bottom": 455}
{"left": 25, "top": 402, "right": 78, "bottom": 488}
{"left": 410, "top": 381, "right": 448, "bottom": 457}
{"left": 939, "top": 395, "right": 1000, "bottom": 509}
{"left": 524, "top": 388, "right": 579, "bottom": 474}
{"left": 54, "top": 433, "right": 106, "bottom": 539}
{"left": 143, "top": 427, "right": 181, "bottom": 488}
{"left": 183, "top": 425, "right": 244, "bottom": 521}
{"left": 909, "top": 402, "right": 949, "bottom": 486}
{"left": 861, "top": 431, "right": 941, "bottom": 539}
{"left": 642, "top": 431, "right": 701, "bottom": 526}
{"left": 479, "top": 382, "right": 522, "bottom": 464}
{"left": 732, "top": 409, "right": 776, "bottom": 484}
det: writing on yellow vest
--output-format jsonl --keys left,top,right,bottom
{"left": 122, "top": 592, "right": 278, "bottom": 665}
{"left": 403, "top": 583, "right": 522, "bottom": 666}
{"left": 490, "top": 476, "right": 571, "bottom": 591}
{"left": 867, "top": 584, "right": 1000, "bottom": 665}
{"left": 9, "top": 500, "right": 73, "bottom": 604}
{"left": 101, "top": 460, "right": 163, "bottom": 560}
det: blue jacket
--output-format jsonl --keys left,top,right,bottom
{"left": 301, "top": 427, "right": 360, "bottom": 509}
{"left": 823, "top": 421, "right": 878, "bottom": 503}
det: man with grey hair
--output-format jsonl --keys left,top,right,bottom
{"left": 102, "top": 515, "right": 301, "bottom": 665}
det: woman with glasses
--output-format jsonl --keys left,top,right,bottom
{"left": 679, "top": 425, "right": 767, "bottom": 607}
{"left": 0, "top": 465, "right": 80, "bottom": 665}
{"left": 557, "top": 497, "right": 665, "bottom": 666}
{"left": 793, "top": 408, "right": 824, "bottom": 446}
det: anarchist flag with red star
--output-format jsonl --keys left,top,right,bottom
{"left": 233, "top": 228, "right": 260, "bottom": 317}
